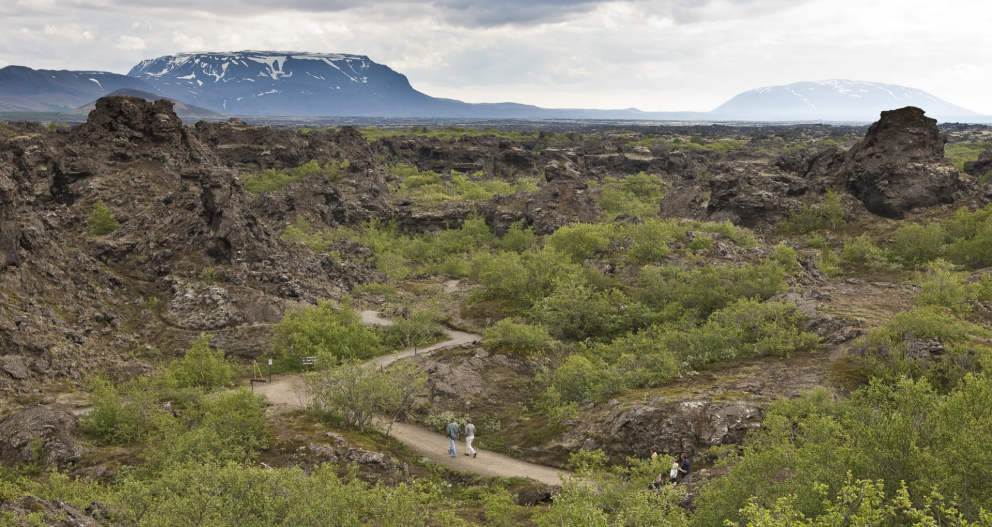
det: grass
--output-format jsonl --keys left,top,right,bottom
{"left": 944, "top": 142, "right": 992, "bottom": 171}
{"left": 241, "top": 160, "right": 348, "bottom": 194}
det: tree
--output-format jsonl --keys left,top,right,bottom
{"left": 274, "top": 300, "right": 383, "bottom": 368}
{"left": 381, "top": 298, "right": 446, "bottom": 351}
{"left": 88, "top": 200, "right": 120, "bottom": 236}
{"left": 170, "top": 333, "right": 233, "bottom": 389}
{"left": 305, "top": 360, "right": 427, "bottom": 433}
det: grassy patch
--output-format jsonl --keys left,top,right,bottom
{"left": 944, "top": 142, "right": 992, "bottom": 171}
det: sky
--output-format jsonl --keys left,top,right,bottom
{"left": 1, "top": 0, "right": 990, "bottom": 113}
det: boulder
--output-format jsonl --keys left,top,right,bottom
{"left": 0, "top": 405, "right": 83, "bottom": 468}
{"left": 844, "top": 107, "right": 962, "bottom": 218}
{"left": 964, "top": 149, "right": 992, "bottom": 179}
{"left": 2, "top": 354, "right": 29, "bottom": 380}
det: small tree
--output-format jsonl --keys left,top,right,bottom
{"left": 170, "top": 333, "right": 233, "bottom": 389}
{"left": 381, "top": 298, "right": 446, "bottom": 351}
{"left": 88, "top": 200, "right": 120, "bottom": 236}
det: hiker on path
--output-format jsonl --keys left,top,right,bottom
{"left": 464, "top": 418, "right": 477, "bottom": 458}
{"left": 669, "top": 456, "right": 679, "bottom": 484}
{"left": 446, "top": 418, "right": 461, "bottom": 458}
{"left": 677, "top": 452, "right": 690, "bottom": 483}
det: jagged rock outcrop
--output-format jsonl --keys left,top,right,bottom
{"left": 964, "top": 149, "right": 992, "bottom": 178}
{"left": 843, "top": 106, "right": 963, "bottom": 218}
{"left": 0, "top": 404, "right": 83, "bottom": 468}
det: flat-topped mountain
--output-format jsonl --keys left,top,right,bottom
{"left": 126, "top": 51, "right": 475, "bottom": 117}
{"left": 712, "top": 79, "right": 979, "bottom": 122}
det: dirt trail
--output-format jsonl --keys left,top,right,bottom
{"left": 251, "top": 304, "right": 571, "bottom": 485}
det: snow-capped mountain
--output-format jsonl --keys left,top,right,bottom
{"left": 127, "top": 51, "right": 469, "bottom": 117}
{"left": 0, "top": 66, "right": 160, "bottom": 112}
{"left": 711, "top": 80, "right": 977, "bottom": 121}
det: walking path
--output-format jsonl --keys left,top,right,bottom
{"left": 253, "top": 294, "right": 571, "bottom": 485}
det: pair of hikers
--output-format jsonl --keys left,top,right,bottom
{"left": 445, "top": 417, "right": 477, "bottom": 458}
{"left": 649, "top": 447, "right": 690, "bottom": 487}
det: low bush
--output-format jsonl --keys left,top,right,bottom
{"left": 273, "top": 301, "right": 383, "bottom": 369}
{"left": 627, "top": 218, "right": 685, "bottom": 262}
{"left": 771, "top": 244, "right": 802, "bottom": 274}
{"left": 483, "top": 319, "right": 553, "bottom": 351}
{"left": 78, "top": 377, "right": 158, "bottom": 444}
{"left": 890, "top": 222, "right": 947, "bottom": 264}
{"left": 915, "top": 259, "right": 971, "bottom": 312}
{"left": 494, "top": 220, "right": 536, "bottom": 253}
{"left": 242, "top": 160, "right": 347, "bottom": 193}
{"left": 840, "top": 234, "right": 886, "bottom": 270}
{"left": 168, "top": 333, "right": 234, "bottom": 390}
{"left": 546, "top": 222, "right": 615, "bottom": 263}
{"left": 782, "top": 189, "right": 845, "bottom": 234}
{"left": 88, "top": 200, "right": 120, "bottom": 236}
{"left": 598, "top": 172, "right": 666, "bottom": 220}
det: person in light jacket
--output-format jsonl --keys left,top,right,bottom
{"left": 464, "top": 418, "right": 477, "bottom": 458}
{"left": 445, "top": 418, "right": 460, "bottom": 458}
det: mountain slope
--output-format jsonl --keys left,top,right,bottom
{"left": 0, "top": 66, "right": 161, "bottom": 112}
{"left": 72, "top": 88, "right": 225, "bottom": 120}
{"left": 711, "top": 80, "right": 979, "bottom": 121}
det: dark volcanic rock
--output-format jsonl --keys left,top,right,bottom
{"left": 705, "top": 164, "right": 808, "bottom": 228}
{"left": 964, "top": 149, "right": 992, "bottom": 178}
{"left": 843, "top": 106, "right": 962, "bottom": 218}
{"left": 0, "top": 405, "right": 83, "bottom": 468}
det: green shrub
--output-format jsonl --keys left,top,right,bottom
{"left": 273, "top": 301, "right": 383, "bottom": 368}
{"left": 169, "top": 334, "right": 233, "bottom": 390}
{"left": 282, "top": 214, "right": 329, "bottom": 251}
{"left": 483, "top": 319, "right": 552, "bottom": 351}
{"left": 817, "top": 245, "right": 842, "bottom": 276}
{"left": 944, "top": 205, "right": 992, "bottom": 268}
{"left": 841, "top": 234, "right": 886, "bottom": 269}
{"left": 627, "top": 218, "right": 685, "bottom": 262}
{"left": 547, "top": 223, "right": 614, "bottom": 263}
{"left": 687, "top": 235, "right": 713, "bottom": 251}
{"left": 242, "top": 160, "right": 347, "bottom": 193}
{"left": 636, "top": 261, "right": 787, "bottom": 319}
{"left": 380, "top": 299, "right": 446, "bottom": 350}
{"left": 771, "top": 244, "right": 802, "bottom": 274}
{"left": 916, "top": 259, "right": 971, "bottom": 312}
{"left": 696, "top": 220, "right": 759, "bottom": 247}
{"left": 495, "top": 220, "right": 535, "bottom": 253}
{"left": 535, "top": 275, "right": 643, "bottom": 342}
{"left": 79, "top": 377, "right": 156, "bottom": 444}
{"left": 597, "top": 172, "right": 666, "bottom": 220}
{"left": 145, "top": 389, "right": 268, "bottom": 468}
{"left": 973, "top": 274, "right": 992, "bottom": 302}
{"left": 891, "top": 222, "right": 947, "bottom": 264}
{"left": 782, "top": 189, "right": 846, "bottom": 233}
{"left": 88, "top": 200, "right": 120, "bottom": 236}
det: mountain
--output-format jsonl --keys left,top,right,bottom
{"left": 71, "top": 88, "right": 225, "bottom": 120}
{"left": 0, "top": 66, "right": 161, "bottom": 112}
{"left": 711, "top": 80, "right": 980, "bottom": 122}
{"left": 126, "top": 51, "right": 709, "bottom": 119}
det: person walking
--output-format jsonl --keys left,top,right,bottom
{"left": 669, "top": 456, "right": 679, "bottom": 484}
{"left": 445, "top": 418, "right": 461, "bottom": 458}
{"left": 677, "top": 452, "right": 690, "bottom": 483}
{"left": 464, "top": 418, "right": 477, "bottom": 458}
{"left": 649, "top": 446, "right": 658, "bottom": 461}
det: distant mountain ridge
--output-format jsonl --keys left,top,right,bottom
{"left": 1, "top": 52, "right": 989, "bottom": 122}
{"left": 713, "top": 80, "right": 978, "bottom": 122}
{"left": 0, "top": 66, "right": 160, "bottom": 112}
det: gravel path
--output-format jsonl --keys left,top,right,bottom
{"left": 252, "top": 305, "right": 571, "bottom": 485}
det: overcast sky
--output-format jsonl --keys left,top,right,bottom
{"left": 1, "top": 0, "right": 989, "bottom": 113}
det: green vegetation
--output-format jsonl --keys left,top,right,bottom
{"left": 88, "top": 200, "right": 120, "bottom": 236}
{"left": 782, "top": 188, "right": 846, "bottom": 233}
{"left": 483, "top": 318, "right": 553, "bottom": 351}
{"left": 272, "top": 300, "right": 383, "bottom": 369}
{"left": 241, "top": 160, "right": 349, "bottom": 193}
{"left": 386, "top": 165, "right": 540, "bottom": 205}
{"left": 597, "top": 172, "right": 666, "bottom": 220}
{"left": 944, "top": 142, "right": 992, "bottom": 171}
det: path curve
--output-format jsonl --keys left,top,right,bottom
{"left": 252, "top": 309, "right": 571, "bottom": 485}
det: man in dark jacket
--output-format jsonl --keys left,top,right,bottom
{"left": 678, "top": 452, "right": 691, "bottom": 483}
{"left": 445, "top": 418, "right": 460, "bottom": 458}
